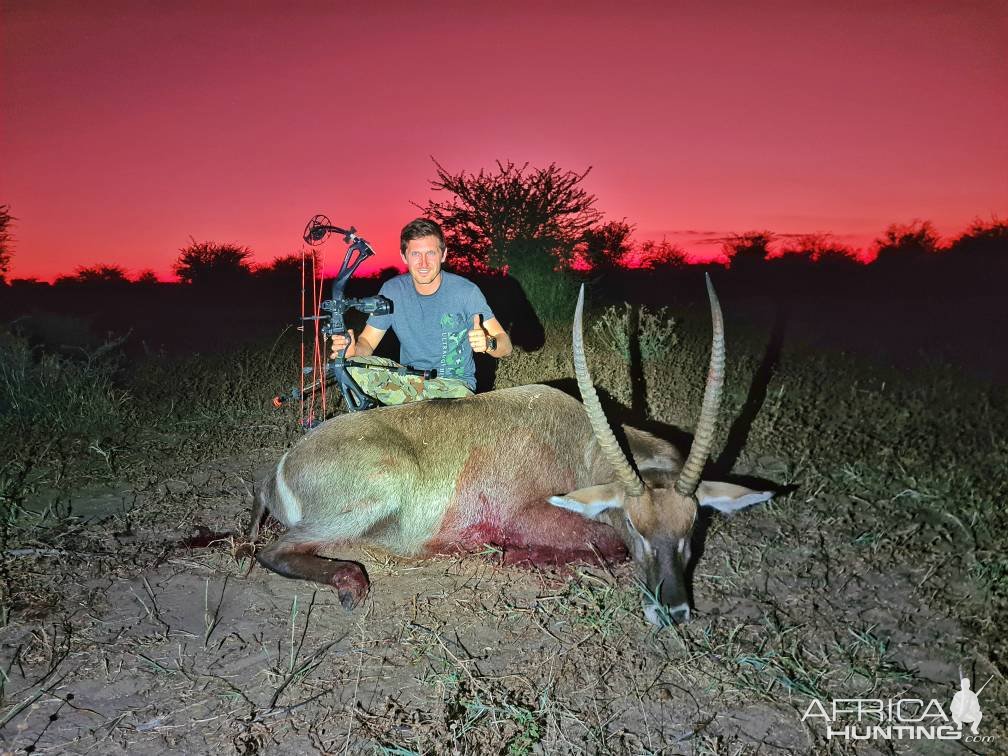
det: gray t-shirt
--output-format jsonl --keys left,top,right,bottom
{"left": 367, "top": 272, "right": 494, "bottom": 390}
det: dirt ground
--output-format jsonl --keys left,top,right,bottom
{"left": 2, "top": 283, "right": 1006, "bottom": 754}
{"left": 2, "top": 445, "right": 1002, "bottom": 755}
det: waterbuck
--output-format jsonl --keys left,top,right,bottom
{"left": 247, "top": 277, "right": 773, "bottom": 624}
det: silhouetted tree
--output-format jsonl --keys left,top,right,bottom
{"left": 947, "top": 217, "right": 1007, "bottom": 259}
{"left": 373, "top": 265, "right": 402, "bottom": 284}
{"left": 873, "top": 220, "right": 940, "bottom": 263}
{"left": 259, "top": 252, "right": 302, "bottom": 277}
{"left": 765, "top": 233, "right": 862, "bottom": 294}
{"left": 568, "top": 222, "right": 685, "bottom": 273}
{"left": 418, "top": 159, "right": 602, "bottom": 322}
{"left": 344, "top": 265, "right": 403, "bottom": 299}
{"left": 724, "top": 231, "right": 775, "bottom": 270}
{"left": 0, "top": 204, "right": 14, "bottom": 283}
{"left": 134, "top": 270, "right": 160, "bottom": 285}
{"left": 255, "top": 251, "right": 321, "bottom": 289}
{"left": 55, "top": 264, "right": 131, "bottom": 286}
{"left": 173, "top": 239, "right": 254, "bottom": 286}
{"left": 8, "top": 277, "right": 44, "bottom": 290}
{"left": 776, "top": 233, "right": 858, "bottom": 265}
{"left": 572, "top": 219, "right": 635, "bottom": 274}
{"left": 635, "top": 238, "right": 688, "bottom": 269}
{"left": 418, "top": 159, "right": 602, "bottom": 269}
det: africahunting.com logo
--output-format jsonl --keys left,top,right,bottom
{"left": 802, "top": 674, "right": 995, "bottom": 743}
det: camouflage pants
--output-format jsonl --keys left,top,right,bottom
{"left": 346, "top": 356, "right": 473, "bottom": 405}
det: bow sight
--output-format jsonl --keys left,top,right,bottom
{"left": 272, "top": 215, "right": 393, "bottom": 417}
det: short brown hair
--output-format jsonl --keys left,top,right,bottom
{"left": 400, "top": 218, "right": 446, "bottom": 256}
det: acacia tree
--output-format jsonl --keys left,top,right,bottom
{"left": 55, "top": 264, "right": 131, "bottom": 286}
{"left": 777, "top": 233, "right": 858, "bottom": 264}
{"left": 134, "top": 270, "right": 160, "bottom": 285}
{"left": 573, "top": 219, "right": 635, "bottom": 274}
{"left": 0, "top": 204, "right": 14, "bottom": 282}
{"left": 723, "top": 230, "right": 776, "bottom": 268}
{"left": 257, "top": 251, "right": 320, "bottom": 279}
{"left": 417, "top": 160, "right": 604, "bottom": 321}
{"left": 635, "top": 238, "right": 687, "bottom": 269}
{"left": 873, "top": 220, "right": 940, "bottom": 262}
{"left": 948, "top": 217, "right": 1007, "bottom": 259}
{"left": 418, "top": 159, "right": 602, "bottom": 270}
{"left": 254, "top": 251, "right": 324, "bottom": 295}
{"left": 173, "top": 239, "right": 254, "bottom": 285}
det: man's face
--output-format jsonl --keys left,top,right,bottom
{"left": 402, "top": 235, "right": 447, "bottom": 287}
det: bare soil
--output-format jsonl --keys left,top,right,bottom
{"left": 2, "top": 448, "right": 1002, "bottom": 755}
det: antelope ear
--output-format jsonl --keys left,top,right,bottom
{"left": 548, "top": 483, "right": 625, "bottom": 520}
{"left": 697, "top": 481, "right": 774, "bottom": 515}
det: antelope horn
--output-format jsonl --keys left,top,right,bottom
{"left": 572, "top": 285, "right": 645, "bottom": 496}
{"left": 676, "top": 273, "right": 725, "bottom": 497}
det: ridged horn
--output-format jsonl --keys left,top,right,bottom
{"left": 572, "top": 285, "right": 645, "bottom": 496}
{"left": 675, "top": 273, "right": 725, "bottom": 497}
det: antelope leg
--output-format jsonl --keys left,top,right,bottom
{"left": 256, "top": 540, "right": 370, "bottom": 610}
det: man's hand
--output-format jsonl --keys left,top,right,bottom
{"left": 331, "top": 329, "right": 356, "bottom": 359}
{"left": 468, "top": 314, "right": 490, "bottom": 353}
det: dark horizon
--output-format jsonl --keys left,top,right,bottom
{"left": 3, "top": 215, "right": 1003, "bottom": 286}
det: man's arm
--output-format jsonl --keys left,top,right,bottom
{"left": 331, "top": 324, "right": 386, "bottom": 358}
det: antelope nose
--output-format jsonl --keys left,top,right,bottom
{"left": 643, "top": 601, "right": 692, "bottom": 626}
{"left": 667, "top": 602, "right": 691, "bottom": 624}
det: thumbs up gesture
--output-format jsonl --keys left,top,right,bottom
{"left": 468, "top": 314, "right": 490, "bottom": 353}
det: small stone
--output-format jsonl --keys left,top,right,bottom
{"left": 164, "top": 479, "right": 192, "bottom": 495}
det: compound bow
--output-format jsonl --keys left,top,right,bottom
{"left": 273, "top": 215, "right": 436, "bottom": 428}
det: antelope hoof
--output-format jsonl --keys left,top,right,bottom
{"left": 330, "top": 565, "right": 369, "bottom": 610}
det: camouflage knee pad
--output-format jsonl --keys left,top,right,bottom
{"left": 346, "top": 356, "right": 473, "bottom": 405}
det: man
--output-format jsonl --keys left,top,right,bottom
{"left": 331, "top": 218, "right": 512, "bottom": 403}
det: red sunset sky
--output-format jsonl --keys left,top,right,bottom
{"left": 2, "top": 1, "right": 1006, "bottom": 281}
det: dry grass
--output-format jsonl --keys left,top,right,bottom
{"left": 1, "top": 295, "right": 1006, "bottom": 753}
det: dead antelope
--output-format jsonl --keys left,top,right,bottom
{"left": 247, "top": 276, "right": 773, "bottom": 624}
